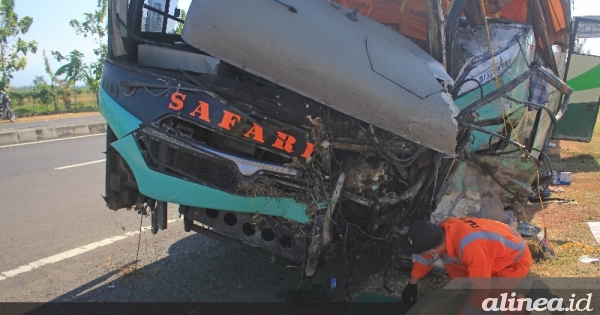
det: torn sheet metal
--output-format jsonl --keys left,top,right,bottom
{"left": 518, "top": 220, "right": 541, "bottom": 238}
{"left": 449, "top": 22, "right": 533, "bottom": 85}
{"left": 182, "top": 0, "right": 459, "bottom": 155}
{"left": 432, "top": 155, "right": 539, "bottom": 225}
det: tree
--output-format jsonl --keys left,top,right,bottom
{"left": 43, "top": 50, "right": 69, "bottom": 112}
{"left": 32, "top": 75, "right": 45, "bottom": 86}
{"left": 0, "top": 0, "right": 37, "bottom": 91}
{"left": 82, "top": 65, "right": 100, "bottom": 107}
{"left": 574, "top": 38, "right": 591, "bottom": 55}
{"left": 173, "top": 9, "right": 187, "bottom": 35}
{"left": 32, "top": 75, "right": 54, "bottom": 110}
{"left": 8, "top": 89, "right": 23, "bottom": 105}
{"left": 53, "top": 50, "right": 85, "bottom": 86}
{"left": 70, "top": 0, "right": 107, "bottom": 106}
{"left": 52, "top": 50, "right": 85, "bottom": 107}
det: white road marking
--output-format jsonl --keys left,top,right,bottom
{"left": 55, "top": 159, "right": 106, "bottom": 170}
{"left": 0, "top": 133, "right": 106, "bottom": 148}
{"left": 0, "top": 218, "right": 181, "bottom": 282}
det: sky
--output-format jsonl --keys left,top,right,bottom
{"left": 13, "top": 0, "right": 106, "bottom": 87}
{"left": 9, "top": 0, "right": 600, "bottom": 87}
{"left": 11, "top": 0, "right": 191, "bottom": 87}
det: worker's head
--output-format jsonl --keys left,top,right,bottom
{"left": 400, "top": 220, "right": 444, "bottom": 255}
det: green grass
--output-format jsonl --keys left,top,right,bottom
{"left": 11, "top": 90, "right": 99, "bottom": 117}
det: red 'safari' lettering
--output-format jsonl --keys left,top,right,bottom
{"left": 244, "top": 123, "right": 265, "bottom": 143}
{"left": 218, "top": 110, "right": 242, "bottom": 130}
{"left": 300, "top": 142, "right": 315, "bottom": 159}
{"left": 169, "top": 92, "right": 187, "bottom": 111}
{"left": 189, "top": 101, "right": 211, "bottom": 122}
{"left": 272, "top": 132, "right": 296, "bottom": 153}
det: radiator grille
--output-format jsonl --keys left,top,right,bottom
{"left": 137, "top": 127, "right": 241, "bottom": 191}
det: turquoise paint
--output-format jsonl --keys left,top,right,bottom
{"left": 454, "top": 35, "right": 533, "bottom": 151}
{"left": 454, "top": 62, "right": 530, "bottom": 152}
{"left": 99, "top": 87, "right": 142, "bottom": 139}
{"left": 99, "top": 84, "right": 310, "bottom": 223}
{"left": 111, "top": 135, "right": 311, "bottom": 223}
{"left": 450, "top": 43, "right": 534, "bottom": 190}
{"left": 468, "top": 106, "right": 527, "bottom": 151}
{"left": 454, "top": 78, "right": 528, "bottom": 118}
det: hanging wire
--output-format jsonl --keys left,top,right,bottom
{"left": 128, "top": 211, "right": 144, "bottom": 303}
{"left": 477, "top": 0, "right": 553, "bottom": 248}
{"left": 124, "top": 86, "right": 171, "bottom": 97}
{"left": 478, "top": 0, "right": 524, "bottom": 148}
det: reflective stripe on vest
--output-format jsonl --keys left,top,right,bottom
{"left": 508, "top": 226, "right": 526, "bottom": 262}
{"left": 458, "top": 231, "right": 525, "bottom": 261}
{"left": 412, "top": 254, "right": 435, "bottom": 266}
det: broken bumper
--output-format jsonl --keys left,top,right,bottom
{"left": 100, "top": 86, "right": 311, "bottom": 223}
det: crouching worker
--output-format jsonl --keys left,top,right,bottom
{"left": 399, "top": 217, "right": 532, "bottom": 314}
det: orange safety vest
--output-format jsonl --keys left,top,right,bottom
{"left": 398, "top": 0, "right": 451, "bottom": 41}
{"left": 332, "top": 0, "right": 373, "bottom": 15}
{"left": 411, "top": 217, "right": 532, "bottom": 280}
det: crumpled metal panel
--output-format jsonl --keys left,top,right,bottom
{"left": 432, "top": 155, "right": 539, "bottom": 225}
{"left": 449, "top": 22, "right": 532, "bottom": 83}
{"left": 181, "top": 0, "right": 459, "bottom": 155}
{"left": 366, "top": 35, "right": 443, "bottom": 98}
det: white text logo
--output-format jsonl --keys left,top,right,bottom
{"left": 482, "top": 293, "right": 593, "bottom": 312}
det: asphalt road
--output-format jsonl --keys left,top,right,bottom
{"left": 0, "top": 132, "right": 333, "bottom": 302}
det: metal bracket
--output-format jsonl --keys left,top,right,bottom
{"left": 323, "top": 173, "right": 346, "bottom": 247}
{"left": 305, "top": 173, "right": 345, "bottom": 277}
{"left": 305, "top": 214, "right": 324, "bottom": 277}
{"left": 347, "top": 8, "right": 359, "bottom": 22}
{"left": 149, "top": 199, "right": 168, "bottom": 234}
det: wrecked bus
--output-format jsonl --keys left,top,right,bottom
{"left": 101, "top": 0, "right": 594, "bottom": 277}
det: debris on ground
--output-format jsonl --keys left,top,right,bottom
{"left": 579, "top": 256, "right": 600, "bottom": 264}
{"left": 551, "top": 171, "right": 572, "bottom": 185}
{"left": 560, "top": 242, "right": 597, "bottom": 254}
{"left": 517, "top": 220, "right": 541, "bottom": 238}
{"left": 588, "top": 222, "right": 600, "bottom": 244}
{"left": 539, "top": 227, "right": 556, "bottom": 260}
{"left": 541, "top": 199, "right": 578, "bottom": 205}
{"left": 548, "top": 186, "right": 566, "bottom": 193}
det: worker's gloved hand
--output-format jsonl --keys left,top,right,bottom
{"left": 401, "top": 283, "right": 418, "bottom": 305}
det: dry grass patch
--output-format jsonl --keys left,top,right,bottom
{"left": 524, "top": 114, "right": 600, "bottom": 277}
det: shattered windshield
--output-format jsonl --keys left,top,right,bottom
{"left": 141, "top": 0, "right": 185, "bottom": 34}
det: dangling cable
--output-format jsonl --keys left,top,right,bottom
{"left": 478, "top": 0, "right": 550, "bottom": 257}
{"left": 478, "top": 0, "right": 523, "bottom": 148}
{"left": 128, "top": 211, "right": 144, "bottom": 303}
